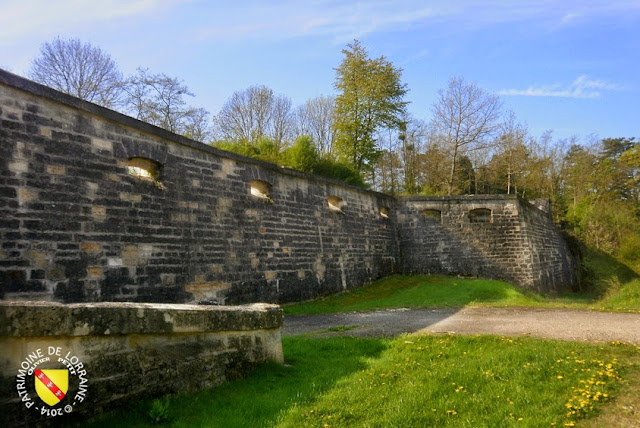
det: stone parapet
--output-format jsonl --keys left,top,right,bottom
{"left": 0, "top": 301, "right": 283, "bottom": 426}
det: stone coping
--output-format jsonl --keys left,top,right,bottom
{"left": 400, "top": 194, "right": 520, "bottom": 201}
{"left": 0, "top": 301, "right": 283, "bottom": 337}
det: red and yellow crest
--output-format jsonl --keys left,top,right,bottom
{"left": 34, "top": 369, "right": 68, "bottom": 406}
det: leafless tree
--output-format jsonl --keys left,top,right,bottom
{"left": 213, "top": 86, "right": 295, "bottom": 150}
{"left": 495, "top": 111, "right": 529, "bottom": 194}
{"left": 214, "top": 85, "right": 275, "bottom": 144}
{"left": 271, "top": 95, "right": 293, "bottom": 152}
{"left": 29, "top": 38, "right": 123, "bottom": 108}
{"left": 121, "top": 68, "right": 211, "bottom": 139}
{"left": 183, "top": 107, "right": 213, "bottom": 143}
{"left": 431, "top": 76, "right": 501, "bottom": 195}
{"left": 293, "top": 95, "right": 336, "bottom": 156}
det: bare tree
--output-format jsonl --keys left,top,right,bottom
{"left": 495, "top": 111, "right": 529, "bottom": 194}
{"left": 29, "top": 37, "right": 123, "bottom": 108}
{"left": 214, "top": 85, "right": 275, "bottom": 144}
{"left": 183, "top": 107, "right": 213, "bottom": 143}
{"left": 293, "top": 95, "right": 336, "bottom": 156}
{"left": 271, "top": 95, "right": 293, "bottom": 152}
{"left": 431, "top": 76, "right": 501, "bottom": 195}
{"left": 121, "top": 68, "right": 211, "bottom": 139}
{"left": 213, "top": 86, "right": 295, "bottom": 150}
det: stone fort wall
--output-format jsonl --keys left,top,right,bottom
{"left": 0, "top": 69, "right": 577, "bottom": 303}
{"left": 397, "top": 195, "right": 577, "bottom": 292}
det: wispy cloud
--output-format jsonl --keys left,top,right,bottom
{"left": 196, "top": 1, "right": 445, "bottom": 44}
{"left": 497, "top": 75, "right": 623, "bottom": 99}
{"left": 0, "top": 0, "right": 184, "bottom": 46}
{"left": 194, "top": 0, "right": 640, "bottom": 43}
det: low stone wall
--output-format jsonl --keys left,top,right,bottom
{"left": 0, "top": 301, "right": 283, "bottom": 426}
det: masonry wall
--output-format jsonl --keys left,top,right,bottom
{"left": 397, "top": 195, "right": 576, "bottom": 292}
{"left": 0, "top": 70, "right": 398, "bottom": 305}
{"left": 0, "top": 301, "right": 283, "bottom": 426}
{"left": 0, "top": 70, "right": 577, "bottom": 302}
{"left": 518, "top": 200, "right": 578, "bottom": 292}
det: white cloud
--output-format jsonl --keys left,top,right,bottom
{"left": 193, "top": 0, "right": 640, "bottom": 43}
{"left": 0, "top": 0, "right": 184, "bottom": 46}
{"left": 497, "top": 75, "right": 623, "bottom": 99}
{"left": 196, "top": 1, "right": 445, "bottom": 44}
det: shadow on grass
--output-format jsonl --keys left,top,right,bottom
{"left": 80, "top": 336, "right": 387, "bottom": 428}
{"left": 582, "top": 247, "right": 639, "bottom": 294}
{"left": 283, "top": 275, "right": 530, "bottom": 316}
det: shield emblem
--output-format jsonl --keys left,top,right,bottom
{"left": 34, "top": 369, "right": 68, "bottom": 406}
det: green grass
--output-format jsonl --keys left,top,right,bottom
{"left": 284, "top": 249, "right": 640, "bottom": 315}
{"left": 82, "top": 335, "right": 639, "bottom": 427}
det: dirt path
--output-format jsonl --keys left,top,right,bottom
{"left": 283, "top": 307, "right": 640, "bottom": 344}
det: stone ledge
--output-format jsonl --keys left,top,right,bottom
{"left": 0, "top": 301, "right": 283, "bottom": 337}
{"left": 400, "top": 194, "right": 520, "bottom": 202}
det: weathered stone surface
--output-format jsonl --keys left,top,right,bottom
{"left": 0, "top": 69, "right": 397, "bottom": 304}
{"left": 397, "top": 195, "right": 577, "bottom": 292}
{"left": 0, "top": 301, "right": 283, "bottom": 426}
{"left": 0, "top": 69, "right": 577, "bottom": 303}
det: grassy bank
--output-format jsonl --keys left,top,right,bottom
{"left": 83, "top": 335, "right": 639, "bottom": 427}
{"left": 284, "top": 249, "right": 640, "bottom": 316}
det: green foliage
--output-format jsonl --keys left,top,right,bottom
{"left": 312, "top": 159, "right": 368, "bottom": 188}
{"left": 214, "top": 137, "right": 279, "bottom": 164}
{"left": 148, "top": 397, "right": 171, "bottom": 424}
{"left": 333, "top": 40, "right": 408, "bottom": 173}
{"left": 560, "top": 138, "right": 640, "bottom": 266}
{"left": 214, "top": 135, "right": 367, "bottom": 188}
{"left": 281, "top": 135, "right": 318, "bottom": 172}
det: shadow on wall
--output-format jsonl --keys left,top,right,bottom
{"left": 400, "top": 222, "right": 521, "bottom": 288}
{"left": 396, "top": 197, "right": 575, "bottom": 293}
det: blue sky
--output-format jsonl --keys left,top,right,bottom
{"left": 1, "top": 0, "right": 638, "bottom": 141}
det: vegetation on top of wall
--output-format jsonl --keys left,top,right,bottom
{"left": 214, "top": 135, "right": 368, "bottom": 188}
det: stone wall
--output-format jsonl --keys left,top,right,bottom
{"left": 0, "top": 301, "right": 283, "bottom": 426}
{"left": 0, "top": 69, "right": 577, "bottom": 301}
{"left": 397, "top": 195, "right": 576, "bottom": 292}
{"left": 0, "top": 69, "right": 398, "bottom": 304}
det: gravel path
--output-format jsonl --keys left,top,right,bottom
{"left": 283, "top": 307, "right": 640, "bottom": 344}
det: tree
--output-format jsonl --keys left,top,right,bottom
{"left": 293, "top": 95, "right": 336, "bottom": 156}
{"left": 493, "top": 111, "right": 529, "bottom": 195}
{"left": 213, "top": 86, "right": 294, "bottom": 150}
{"left": 282, "top": 135, "right": 318, "bottom": 172}
{"left": 122, "top": 68, "right": 211, "bottom": 140}
{"left": 430, "top": 76, "right": 501, "bottom": 195}
{"left": 29, "top": 37, "right": 123, "bottom": 108}
{"left": 270, "top": 94, "right": 293, "bottom": 152}
{"left": 182, "top": 107, "right": 213, "bottom": 142}
{"left": 333, "top": 40, "right": 409, "bottom": 174}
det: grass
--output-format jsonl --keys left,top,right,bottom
{"left": 79, "top": 249, "right": 640, "bottom": 427}
{"left": 284, "top": 249, "right": 640, "bottom": 316}
{"left": 82, "top": 335, "right": 640, "bottom": 427}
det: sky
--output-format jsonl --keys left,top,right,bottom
{"left": 1, "top": 0, "right": 639, "bottom": 142}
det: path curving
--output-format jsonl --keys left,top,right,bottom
{"left": 283, "top": 307, "right": 640, "bottom": 344}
